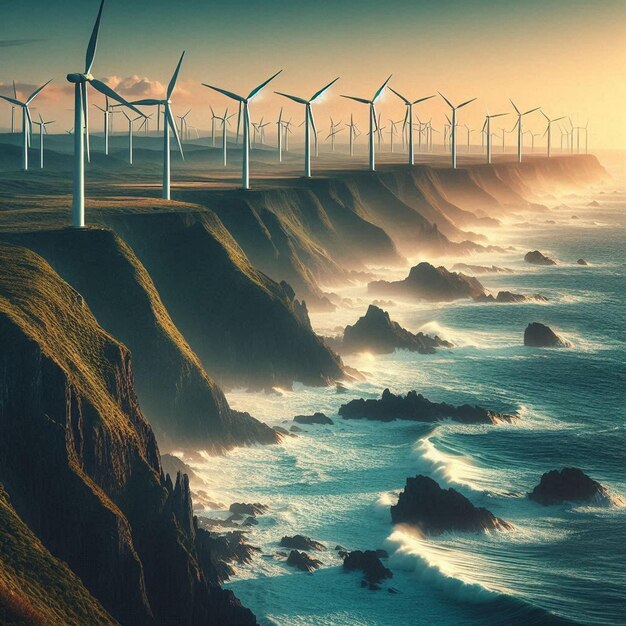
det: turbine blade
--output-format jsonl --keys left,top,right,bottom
{"left": 308, "top": 107, "right": 318, "bottom": 139}
{"left": 481, "top": 119, "right": 487, "bottom": 132}
{"left": 458, "top": 97, "right": 477, "bottom": 109}
{"left": 248, "top": 69, "right": 283, "bottom": 100}
{"left": 388, "top": 86, "right": 410, "bottom": 104}
{"left": 127, "top": 98, "right": 163, "bottom": 106}
{"left": 0, "top": 95, "right": 23, "bottom": 107}
{"left": 509, "top": 98, "right": 520, "bottom": 115}
{"left": 491, "top": 112, "right": 508, "bottom": 118}
{"left": 90, "top": 80, "right": 143, "bottom": 116}
{"left": 166, "top": 51, "right": 186, "bottom": 99}
{"left": 438, "top": 92, "right": 453, "bottom": 109}
{"left": 82, "top": 83, "right": 90, "bottom": 160}
{"left": 373, "top": 75, "right": 392, "bottom": 103}
{"left": 412, "top": 94, "right": 435, "bottom": 105}
{"left": 310, "top": 76, "right": 340, "bottom": 102}
{"left": 274, "top": 91, "right": 308, "bottom": 105}
{"left": 554, "top": 116, "right": 565, "bottom": 122}
{"left": 166, "top": 106, "right": 184, "bottom": 159}
{"left": 26, "top": 79, "right": 53, "bottom": 105}
{"left": 85, "top": 0, "right": 105, "bottom": 74}
{"left": 12, "top": 80, "right": 17, "bottom": 99}
{"left": 202, "top": 83, "right": 244, "bottom": 102}
{"left": 523, "top": 107, "right": 541, "bottom": 115}
{"left": 341, "top": 95, "right": 370, "bottom": 105}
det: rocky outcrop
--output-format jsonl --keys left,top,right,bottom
{"left": 339, "top": 389, "right": 515, "bottom": 424}
{"left": 577, "top": 259, "right": 588, "bottom": 265}
{"left": 340, "top": 305, "right": 452, "bottom": 355}
{"left": 476, "top": 291, "right": 548, "bottom": 303}
{"left": 0, "top": 228, "right": 278, "bottom": 451}
{"left": 524, "top": 322, "right": 570, "bottom": 347}
{"left": 528, "top": 468, "right": 613, "bottom": 506}
{"left": 0, "top": 244, "right": 256, "bottom": 625}
{"left": 279, "top": 535, "right": 325, "bottom": 551}
{"left": 293, "top": 412, "right": 334, "bottom": 425}
{"left": 452, "top": 263, "right": 513, "bottom": 274}
{"left": 525, "top": 250, "right": 557, "bottom": 265}
{"left": 368, "top": 262, "right": 485, "bottom": 302}
{"left": 286, "top": 550, "right": 322, "bottom": 572}
{"left": 230, "top": 502, "right": 268, "bottom": 517}
{"left": 342, "top": 550, "right": 392, "bottom": 589}
{"left": 391, "top": 476, "right": 511, "bottom": 535}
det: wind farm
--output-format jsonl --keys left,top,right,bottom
{"left": 0, "top": 2, "right": 623, "bottom": 626}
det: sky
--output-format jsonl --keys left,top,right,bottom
{"left": 1, "top": 0, "right": 625, "bottom": 149}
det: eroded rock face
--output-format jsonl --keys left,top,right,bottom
{"left": 390, "top": 476, "right": 511, "bottom": 535}
{"left": 342, "top": 550, "right": 392, "bottom": 588}
{"left": 293, "top": 412, "right": 334, "bottom": 425}
{"left": 525, "top": 250, "right": 557, "bottom": 265}
{"left": 279, "top": 535, "right": 325, "bottom": 551}
{"left": 341, "top": 305, "right": 452, "bottom": 355}
{"left": 524, "top": 322, "right": 570, "bottom": 347}
{"left": 230, "top": 502, "right": 269, "bottom": 517}
{"left": 286, "top": 550, "right": 322, "bottom": 572}
{"left": 339, "top": 389, "right": 515, "bottom": 425}
{"left": 368, "top": 262, "right": 486, "bottom": 302}
{"left": 529, "top": 468, "right": 613, "bottom": 506}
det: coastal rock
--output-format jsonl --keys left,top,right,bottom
{"left": 577, "top": 258, "right": 588, "bottom": 265}
{"left": 587, "top": 200, "right": 600, "bottom": 207}
{"left": 230, "top": 502, "right": 268, "bottom": 517}
{"left": 341, "top": 305, "right": 452, "bottom": 355}
{"left": 343, "top": 550, "right": 393, "bottom": 587}
{"left": 476, "top": 291, "right": 548, "bottom": 303}
{"left": 524, "top": 322, "right": 570, "bottom": 347}
{"left": 286, "top": 550, "right": 322, "bottom": 572}
{"left": 452, "top": 263, "right": 513, "bottom": 274}
{"left": 528, "top": 468, "right": 613, "bottom": 506}
{"left": 525, "top": 250, "right": 557, "bottom": 265}
{"left": 279, "top": 535, "right": 325, "bottom": 551}
{"left": 339, "top": 389, "right": 515, "bottom": 425}
{"left": 368, "top": 262, "right": 486, "bottom": 302}
{"left": 390, "top": 475, "right": 511, "bottom": 535}
{"left": 293, "top": 412, "right": 334, "bottom": 426}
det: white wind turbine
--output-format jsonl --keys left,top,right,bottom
{"left": 439, "top": 93, "right": 477, "bottom": 169}
{"left": 203, "top": 70, "right": 282, "bottom": 190}
{"left": 480, "top": 112, "right": 507, "bottom": 164}
{"left": 540, "top": 111, "right": 565, "bottom": 157}
{"left": 66, "top": 0, "right": 142, "bottom": 227}
{"left": 510, "top": 99, "right": 540, "bottom": 163}
{"left": 218, "top": 107, "right": 236, "bottom": 166}
{"left": 0, "top": 79, "right": 52, "bottom": 171}
{"left": 120, "top": 110, "right": 144, "bottom": 164}
{"left": 275, "top": 77, "right": 339, "bottom": 178}
{"left": 283, "top": 118, "right": 294, "bottom": 152}
{"left": 388, "top": 88, "right": 434, "bottom": 165}
{"left": 375, "top": 113, "right": 386, "bottom": 149}
{"left": 276, "top": 107, "right": 284, "bottom": 162}
{"left": 388, "top": 118, "right": 403, "bottom": 153}
{"left": 464, "top": 124, "right": 475, "bottom": 152}
{"left": 94, "top": 96, "right": 116, "bottom": 155}
{"left": 210, "top": 105, "right": 219, "bottom": 146}
{"left": 346, "top": 114, "right": 360, "bottom": 156}
{"left": 342, "top": 75, "right": 391, "bottom": 171}
{"left": 329, "top": 116, "right": 342, "bottom": 152}
{"left": 126, "top": 51, "right": 185, "bottom": 200}
{"left": 9, "top": 81, "right": 17, "bottom": 133}
{"left": 33, "top": 114, "right": 55, "bottom": 169}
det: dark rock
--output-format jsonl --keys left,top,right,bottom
{"left": 368, "top": 262, "right": 486, "bottom": 302}
{"left": 528, "top": 468, "right": 612, "bottom": 506}
{"left": 587, "top": 200, "right": 600, "bottom": 207}
{"left": 571, "top": 215, "right": 579, "bottom": 219}
{"left": 390, "top": 475, "right": 511, "bottom": 535}
{"left": 375, "top": 549, "right": 389, "bottom": 559}
{"left": 339, "top": 389, "right": 515, "bottom": 425}
{"left": 524, "top": 250, "right": 557, "bottom": 265}
{"left": 279, "top": 535, "right": 325, "bottom": 551}
{"left": 229, "top": 502, "right": 268, "bottom": 517}
{"left": 577, "top": 259, "right": 588, "bottom": 265}
{"left": 286, "top": 550, "right": 322, "bottom": 572}
{"left": 161, "top": 453, "right": 204, "bottom": 485}
{"left": 290, "top": 425, "right": 304, "bottom": 433}
{"left": 293, "top": 412, "right": 334, "bottom": 425}
{"left": 342, "top": 550, "right": 393, "bottom": 586}
{"left": 524, "top": 322, "right": 570, "bottom": 347}
{"left": 244, "top": 517, "right": 258, "bottom": 526}
{"left": 476, "top": 291, "right": 548, "bottom": 303}
{"left": 341, "top": 305, "right": 452, "bottom": 355}
{"left": 335, "top": 545, "right": 347, "bottom": 551}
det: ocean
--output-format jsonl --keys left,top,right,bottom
{"left": 185, "top": 160, "right": 626, "bottom": 625}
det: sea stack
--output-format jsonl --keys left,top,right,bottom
{"left": 524, "top": 250, "right": 557, "bottom": 265}
{"left": 529, "top": 468, "right": 613, "bottom": 505}
{"left": 524, "top": 322, "right": 570, "bottom": 347}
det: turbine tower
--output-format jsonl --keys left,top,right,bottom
{"left": 388, "top": 119, "right": 403, "bottom": 153}
{"left": 439, "top": 92, "right": 477, "bottom": 169}
{"left": 276, "top": 107, "right": 284, "bottom": 162}
{"left": 329, "top": 116, "right": 342, "bottom": 152}
{"left": 342, "top": 75, "right": 392, "bottom": 171}
{"left": 540, "top": 111, "right": 565, "bottom": 157}
{"left": 94, "top": 96, "right": 116, "bottom": 155}
{"left": 480, "top": 112, "right": 507, "bottom": 164}
{"left": 33, "top": 114, "right": 55, "bottom": 169}
{"left": 0, "top": 79, "right": 52, "bottom": 171}
{"left": 510, "top": 99, "right": 540, "bottom": 163}
{"left": 275, "top": 77, "right": 339, "bottom": 178}
{"left": 121, "top": 110, "right": 144, "bottom": 164}
{"left": 203, "top": 70, "right": 283, "bottom": 190}
{"left": 388, "top": 87, "right": 434, "bottom": 165}
{"left": 218, "top": 107, "right": 235, "bottom": 166}
{"left": 126, "top": 51, "right": 185, "bottom": 200}
{"left": 66, "top": 0, "right": 141, "bottom": 227}
{"left": 346, "top": 114, "right": 360, "bottom": 156}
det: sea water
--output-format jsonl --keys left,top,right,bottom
{"left": 186, "top": 166, "right": 626, "bottom": 625}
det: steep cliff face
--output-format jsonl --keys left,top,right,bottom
{"left": 0, "top": 228, "right": 278, "bottom": 451}
{"left": 105, "top": 211, "right": 344, "bottom": 389}
{"left": 0, "top": 244, "right": 256, "bottom": 625}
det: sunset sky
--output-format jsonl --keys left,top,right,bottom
{"left": 1, "top": 0, "right": 625, "bottom": 149}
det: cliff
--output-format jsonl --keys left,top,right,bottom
{"left": 0, "top": 243, "right": 256, "bottom": 625}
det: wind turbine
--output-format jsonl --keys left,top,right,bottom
{"left": 218, "top": 107, "right": 235, "bottom": 166}
{"left": 342, "top": 75, "right": 391, "bottom": 171}
{"left": 283, "top": 118, "right": 293, "bottom": 152}
{"left": 346, "top": 114, "right": 360, "bottom": 156}
{"left": 258, "top": 119, "right": 271, "bottom": 145}
{"left": 276, "top": 107, "right": 284, "bottom": 162}
{"left": 375, "top": 113, "right": 386, "bottom": 149}
{"left": 510, "top": 99, "right": 540, "bottom": 162}
{"left": 10, "top": 81, "right": 17, "bottom": 133}
{"left": 275, "top": 76, "right": 339, "bottom": 178}
{"left": 439, "top": 93, "right": 476, "bottom": 169}
{"left": 481, "top": 112, "right": 507, "bottom": 164}
{"left": 326, "top": 126, "right": 344, "bottom": 150}
{"left": 540, "top": 111, "right": 565, "bottom": 157}
{"left": 387, "top": 88, "right": 434, "bottom": 165}
{"left": 203, "top": 71, "right": 282, "bottom": 189}
{"left": 0, "top": 79, "right": 52, "bottom": 171}
{"left": 178, "top": 109, "right": 191, "bottom": 142}
{"left": 94, "top": 96, "right": 116, "bottom": 155}
{"left": 66, "top": 0, "right": 141, "bottom": 227}
{"left": 33, "top": 114, "right": 54, "bottom": 169}
{"left": 121, "top": 110, "right": 144, "bottom": 164}
{"left": 464, "top": 124, "right": 475, "bottom": 152}
{"left": 210, "top": 105, "right": 219, "bottom": 146}
{"left": 329, "top": 116, "right": 342, "bottom": 152}
{"left": 126, "top": 51, "right": 186, "bottom": 200}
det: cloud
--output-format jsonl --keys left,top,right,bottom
{"left": 0, "top": 39, "right": 43, "bottom": 48}
{"left": 103, "top": 75, "right": 167, "bottom": 99}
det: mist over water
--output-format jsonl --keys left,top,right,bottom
{"left": 185, "top": 171, "right": 626, "bottom": 625}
